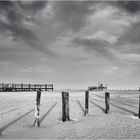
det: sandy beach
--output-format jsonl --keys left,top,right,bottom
{"left": 0, "top": 90, "right": 140, "bottom": 139}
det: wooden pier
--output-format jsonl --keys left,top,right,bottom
{"left": 0, "top": 83, "right": 53, "bottom": 92}
{"left": 88, "top": 83, "right": 107, "bottom": 91}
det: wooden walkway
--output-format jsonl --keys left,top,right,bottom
{"left": 0, "top": 83, "right": 53, "bottom": 92}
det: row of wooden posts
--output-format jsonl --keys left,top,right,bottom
{"left": 62, "top": 91, "right": 111, "bottom": 121}
{"left": 34, "top": 90, "right": 140, "bottom": 127}
{"left": 34, "top": 90, "right": 111, "bottom": 127}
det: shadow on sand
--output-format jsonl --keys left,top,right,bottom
{"left": 77, "top": 100, "right": 85, "bottom": 115}
{"left": 90, "top": 100, "right": 106, "bottom": 113}
{"left": 40, "top": 102, "right": 57, "bottom": 124}
{"left": 110, "top": 102, "right": 138, "bottom": 117}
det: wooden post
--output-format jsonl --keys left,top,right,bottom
{"left": 62, "top": 91, "right": 70, "bottom": 122}
{"left": 105, "top": 92, "right": 110, "bottom": 114}
{"left": 139, "top": 95, "right": 140, "bottom": 119}
{"left": 85, "top": 90, "right": 89, "bottom": 116}
{"left": 34, "top": 89, "right": 41, "bottom": 127}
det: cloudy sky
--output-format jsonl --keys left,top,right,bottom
{"left": 0, "top": 1, "right": 140, "bottom": 89}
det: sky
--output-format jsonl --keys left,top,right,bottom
{"left": 0, "top": 1, "right": 140, "bottom": 89}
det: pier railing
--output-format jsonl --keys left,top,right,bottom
{"left": 0, "top": 83, "right": 53, "bottom": 92}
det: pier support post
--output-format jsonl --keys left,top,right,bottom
{"left": 62, "top": 91, "right": 70, "bottom": 122}
{"left": 85, "top": 90, "right": 89, "bottom": 116}
{"left": 105, "top": 92, "right": 110, "bottom": 114}
{"left": 29, "top": 84, "right": 31, "bottom": 91}
{"left": 45, "top": 84, "right": 47, "bottom": 91}
{"left": 34, "top": 89, "right": 41, "bottom": 127}
{"left": 21, "top": 83, "right": 23, "bottom": 91}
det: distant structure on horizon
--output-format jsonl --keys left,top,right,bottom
{"left": 88, "top": 82, "right": 107, "bottom": 91}
{"left": 0, "top": 83, "right": 53, "bottom": 92}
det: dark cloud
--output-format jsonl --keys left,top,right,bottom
{"left": 1, "top": 0, "right": 140, "bottom": 57}
{"left": 19, "top": 1, "right": 47, "bottom": 13}
{"left": 73, "top": 37, "right": 115, "bottom": 60}
{"left": 0, "top": 1, "right": 54, "bottom": 55}
{"left": 52, "top": 1, "right": 140, "bottom": 36}
{"left": 118, "top": 22, "right": 140, "bottom": 45}
{"left": 0, "top": 1, "right": 14, "bottom": 12}
{"left": 110, "top": 1, "right": 140, "bottom": 14}
{"left": 0, "top": 1, "right": 48, "bottom": 23}
{"left": 109, "top": 1, "right": 140, "bottom": 54}
{"left": 53, "top": 1, "right": 97, "bottom": 31}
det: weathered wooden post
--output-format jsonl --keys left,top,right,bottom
{"left": 139, "top": 95, "right": 140, "bottom": 119}
{"left": 62, "top": 91, "right": 70, "bottom": 122}
{"left": 105, "top": 92, "right": 110, "bottom": 114}
{"left": 34, "top": 89, "right": 41, "bottom": 127}
{"left": 85, "top": 90, "right": 89, "bottom": 116}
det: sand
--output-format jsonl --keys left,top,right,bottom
{"left": 0, "top": 90, "right": 140, "bottom": 139}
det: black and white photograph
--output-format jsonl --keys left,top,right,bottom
{"left": 1, "top": 0, "right": 140, "bottom": 139}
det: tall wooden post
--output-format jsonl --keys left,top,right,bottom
{"left": 105, "top": 92, "right": 110, "bottom": 114}
{"left": 139, "top": 95, "right": 140, "bottom": 119}
{"left": 62, "top": 91, "right": 70, "bottom": 122}
{"left": 34, "top": 90, "right": 41, "bottom": 127}
{"left": 85, "top": 90, "right": 89, "bottom": 116}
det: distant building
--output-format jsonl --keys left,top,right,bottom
{"left": 88, "top": 83, "right": 107, "bottom": 91}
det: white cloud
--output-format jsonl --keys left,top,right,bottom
{"left": 23, "top": 20, "right": 36, "bottom": 29}
{"left": 77, "top": 6, "right": 137, "bottom": 42}
{"left": 117, "top": 53, "right": 140, "bottom": 62}
{"left": 0, "top": 13, "right": 8, "bottom": 24}
{"left": 41, "top": 1, "right": 54, "bottom": 19}
{"left": 85, "top": 31, "right": 118, "bottom": 44}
